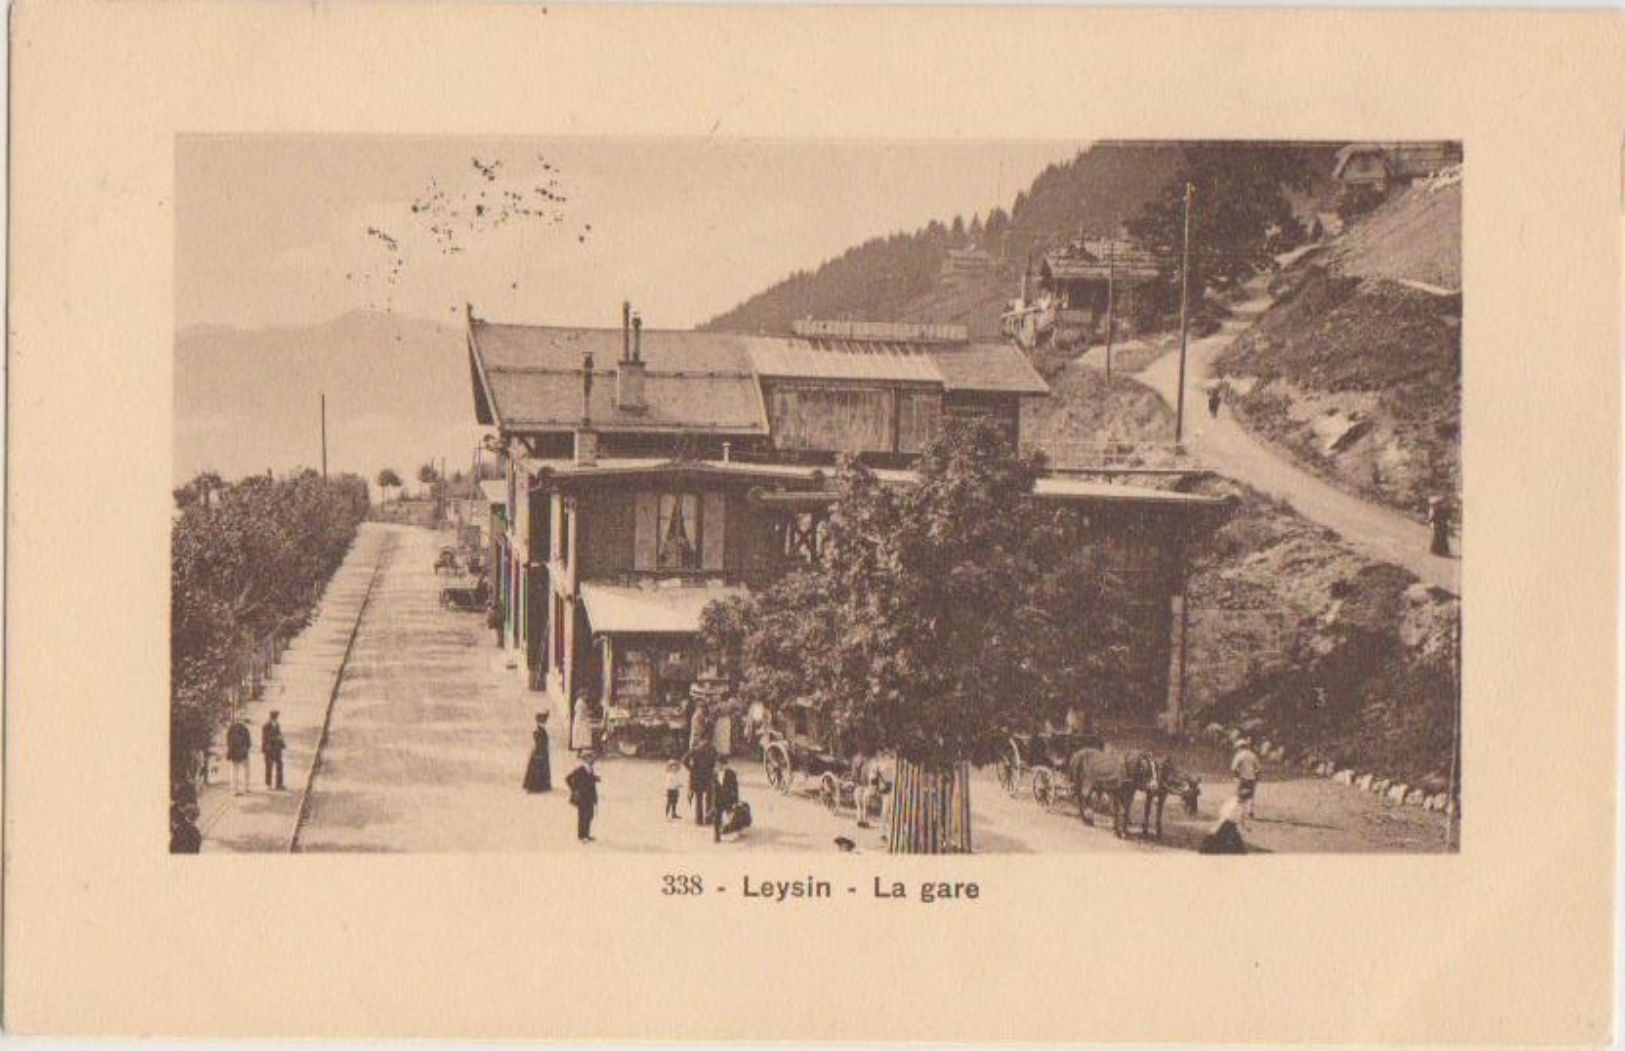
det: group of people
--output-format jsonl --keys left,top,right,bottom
{"left": 224, "top": 709, "right": 287, "bottom": 794}
{"left": 521, "top": 710, "right": 602, "bottom": 844}
{"left": 520, "top": 704, "right": 750, "bottom": 845}
{"left": 168, "top": 708, "right": 292, "bottom": 854}
{"left": 672, "top": 746, "right": 749, "bottom": 842}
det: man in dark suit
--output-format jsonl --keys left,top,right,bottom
{"left": 262, "top": 710, "right": 287, "bottom": 790}
{"left": 684, "top": 740, "right": 716, "bottom": 827}
{"left": 565, "top": 752, "right": 600, "bottom": 843}
{"left": 712, "top": 755, "right": 740, "bottom": 843}
{"left": 226, "top": 716, "right": 253, "bottom": 796}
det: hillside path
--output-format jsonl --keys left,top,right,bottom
{"left": 1137, "top": 283, "right": 1461, "bottom": 595}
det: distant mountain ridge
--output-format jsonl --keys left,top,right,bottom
{"left": 702, "top": 142, "right": 1187, "bottom": 338}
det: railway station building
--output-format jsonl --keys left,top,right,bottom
{"left": 466, "top": 302, "right": 1227, "bottom": 749}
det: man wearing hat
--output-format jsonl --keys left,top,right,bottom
{"left": 261, "top": 710, "right": 287, "bottom": 791}
{"left": 565, "top": 751, "right": 601, "bottom": 843}
{"left": 1231, "top": 738, "right": 1260, "bottom": 819}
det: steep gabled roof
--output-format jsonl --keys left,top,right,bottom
{"left": 469, "top": 321, "right": 771, "bottom": 435}
{"left": 468, "top": 314, "right": 1050, "bottom": 435}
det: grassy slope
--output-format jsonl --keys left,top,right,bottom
{"left": 1215, "top": 180, "right": 1462, "bottom": 517}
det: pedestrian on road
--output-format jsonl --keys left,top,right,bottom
{"left": 226, "top": 715, "right": 253, "bottom": 796}
{"left": 712, "top": 755, "right": 740, "bottom": 843}
{"left": 712, "top": 699, "right": 734, "bottom": 759}
{"left": 689, "top": 701, "right": 710, "bottom": 752}
{"left": 1427, "top": 495, "right": 1453, "bottom": 557}
{"left": 663, "top": 759, "right": 683, "bottom": 819}
{"left": 565, "top": 751, "right": 600, "bottom": 843}
{"left": 1198, "top": 794, "right": 1248, "bottom": 854}
{"left": 570, "top": 690, "right": 595, "bottom": 753}
{"left": 169, "top": 784, "right": 202, "bottom": 854}
{"left": 684, "top": 739, "right": 717, "bottom": 826}
{"left": 261, "top": 710, "right": 287, "bottom": 791}
{"left": 1207, "top": 383, "right": 1223, "bottom": 419}
{"left": 523, "top": 711, "right": 553, "bottom": 793}
{"left": 1231, "top": 738, "right": 1259, "bottom": 819}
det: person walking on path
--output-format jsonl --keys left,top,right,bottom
{"left": 1231, "top": 738, "right": 1260, "bottom": 819}
{"left": 1199, "top": 794, "right": 1248, "bottom": 854}
{"left": 712, "top": 755, "right": 740, "bottom": 843}
{"left": 565, "top": 752, "right": 600, "bottom": 843}
{"left": 1207, "top": 383, "right": 1223, "bottom": 419}
{"left": 1427, "top": 495, "right": 1454, "bottom": 557}
{"left": 663, "top": 759, "right": 683, "bottom": 820}
{"left": 261, "top": 710, "right": 287, "bottom": 791}
{"left": 684, "top": 739, "right": 717, "bottom": 827}
{"left": 226, "top": 715, "right": 253, "bottom": 796}
{"left": 570, "top": 690, "right": 596, "bottom": 753}
{"left": 712, "top": 700, "right": 733, "bottom": 759}
{"left": 689, "top": 701, "right": 710, "bottom": 752}
{"left": 522, "top": 712, "right": 553, "bottom": 793}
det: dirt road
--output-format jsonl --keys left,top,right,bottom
{"left": 1136, "top": 286, "right": 1461, "bottom": 594}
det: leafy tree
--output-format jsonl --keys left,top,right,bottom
{"left": 1128, "top": 144, "right": 1313, "bottom": 293}
{"left": 417, "top": 463, "right": 439, "bottom": 485}
{"left": 709, "top": 418, "right": 1130, "bottom": 852}
{"left": 377, "top": 467, "right": 403, "bottom": 503}
{"left": 170, "top": 471, "right": 364, "bottom": 792}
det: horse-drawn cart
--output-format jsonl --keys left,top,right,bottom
{"left": 760, "top": 701, "right": 889, "bottom": 819}
{"left": 996, "top": 730, "right": 1102, "bottom": 810}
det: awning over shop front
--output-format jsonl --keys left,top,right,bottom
{"left": 579, "top": 582, "right": 749, "bottom": 635}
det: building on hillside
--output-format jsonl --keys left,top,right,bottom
{"left": 1332, "top": 142, "right": 1463, "bottom": 197}
{"left": 466, "top": 301, "right": 1228, "bottom": 749}
{"left": 1036, "top": 238, "right": 1166, "bottom": 345}
{"left": 941, "top": 246, "right": 994, "bottom": 279}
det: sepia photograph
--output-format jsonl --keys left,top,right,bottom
{"left": 172, "top": 136, "right": 1463, "bottom": 856}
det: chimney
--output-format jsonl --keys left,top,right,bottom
{"left": 616, "top": 311, "right": 647, "bottom": 412}
{"left": 577, "top": 351, "right": 598, "bottom": 466}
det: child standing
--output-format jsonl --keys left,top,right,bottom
{"left": 663, "top": 759, "right": 682, "bottom": 820}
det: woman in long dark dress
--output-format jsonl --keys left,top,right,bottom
{"left": 523, "top": 712, "right": 553, "bottom": 792}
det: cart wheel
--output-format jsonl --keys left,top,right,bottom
{"left": 764, "top": 746, "right": 791, "bottom": 793}
{"left": 819, "top": 773, "right": 841, "bottom": 813}
{"left": 1032, "top": 766, "right": 1056, "bottom": 810}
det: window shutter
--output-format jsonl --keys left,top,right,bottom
{"left": 701, "top": 492, "right": 726, "bottom": 571}
{"left": 634, "top": 492, "right": 657, "bottom": 571}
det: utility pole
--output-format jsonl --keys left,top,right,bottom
{"left": 1174, "top": 182, "right": 1195, "bottom": 447}
{"left": 1104, "top": 240, "right": 1116, "bottom": 384}
{"left": 320, "top": 393, "right": 328, "bottom": 481}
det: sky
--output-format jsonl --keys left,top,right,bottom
{"left": 176, "top": 136, "right": 1088, "bottom": 332}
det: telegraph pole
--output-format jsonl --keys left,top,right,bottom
{"left": 320, "top": 393, "right": 328, "bottom": 481}
{"left": 1174, "top": 182, "right": 1195, "bottom": 447}
{"left": 1104, "top": 240, "right": 1116, "bottom": 384}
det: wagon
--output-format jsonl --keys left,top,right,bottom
{"left": 759, "top": 701, "right": 887, "bottom": 817}
{"left": 996, "top": 730, "right": 1102, "bottom": 810}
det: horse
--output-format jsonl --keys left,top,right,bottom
{"left": 1067, "top": 747, "right": 1136, "bottom": 838}
{"left": 1125, "top": 755, "right": 1202, "bottom": 840}
{"left": 1069, "top": 748, "right": 1203, "bottom": 840}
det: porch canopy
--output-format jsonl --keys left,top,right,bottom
{"left": 579, "top": 581, "right": 749, "bottom": 635}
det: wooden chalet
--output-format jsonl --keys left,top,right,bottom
{"left": 1333, "top": 141, "right": 1463, "bottom": 195}
{"left": 1037, "top": 238, "right": 1166, "bottom": 343}
{"left": 467, "top": 301, "right": 1227, "bottom": 747}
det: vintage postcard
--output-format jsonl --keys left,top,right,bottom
{"left": 6, "top": 4, "right": 1620, "bottom": 1045}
